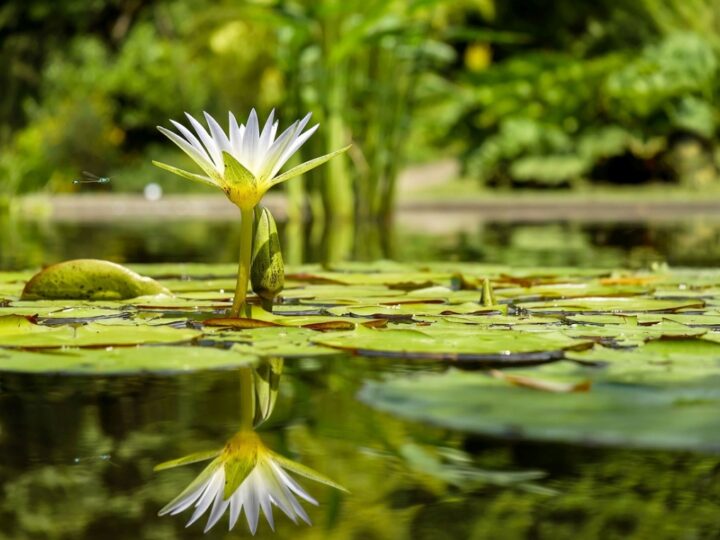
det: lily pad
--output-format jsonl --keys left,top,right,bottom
{"left": 7, "top": 261, "right": 720, "bottom": 379}
{"left": 0, "top": 315, "right": 200, "bottom": 349}
{"left": 517, "top": 296, "right": 705, "bottom": 315}
{"left": 210, "top": 327, "right": 340, "bottom": 357}
{"left": 21, "top": 259, "right": 170, "bottom": 300}
{"left": 359, "top": 368, "right": 720, "bottom": 452}
{"left": 0, "top": 345, "right": 255, "bottom": 374}
{"left": 314, "top": 326, "right": 590, "bottom": 363}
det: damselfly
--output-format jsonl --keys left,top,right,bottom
{"left": 73, "top": 454, "right": 118, "bottom": 466}
{"left": 72, "top": 171, "right": 112, "bottom": 184}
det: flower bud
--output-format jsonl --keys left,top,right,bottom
{"left": 251, "top": 206, "right": 284, "bottom": 311}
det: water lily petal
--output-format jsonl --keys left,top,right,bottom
{"left": 258, "top": 120, "right": 301, "bottom": 181}
{"left": 243, "top": 475, "right": 261, "bottom": 534}
{"left": 257, "top": 109, "right": 276, "bottom": 155}
{"left": 243, "top": 109, "right": 261, "bottom": 174}
{"left": 185, "top": 112, "right": 223, "bottom": 170}
{"left": 268, "top": 113, "right": 315, "bottom": 178}
{"left": 229, "top": 112, "right": 245, "bottom": 157}
{"left": 269, "top": 145, "right": 351, "bottom": 188}
{"left": 229, "top": 491, "right": 242, "bottom": 531}
{"left": 272, "top": 462, "right": 319, "bottom": 505}
{"left": 263, "top": 471, "right": 300, "bottom": 523}
{"left": 204, "top": 111, "right": 232, "bottom": 155}
{"left": 204, "top": 488, "right": 232, "bottom": 533}
{"left": 156, "top": 127, "right": 217, "bottom": 179}
{"left": 269, "top": 123, "right": 319, "bottom": 179}
{"left": 158, "top": 459, "right": 222, "bottom": 516}
{"left": 169, "top": 120, "right": 207, "bottom": 157}
{"left": 187, "top": 470, "right": 224, "bottom": 527}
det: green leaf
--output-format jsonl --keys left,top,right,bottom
{"left": 221, "top": 151, "right": 255, "bottom": 187}
{"left": 270, "top": 451, "right": 348, "bottom": 492}
{"left": 154, "top": 449, "right": 221, "bottom": 471}
{"left": 221, "top": 152, "right": 259, "bottom": 209}
{"left": 269, "top": 145, "right": 351, "bottom": 187}
{"left": 223, "top": 455, "right": 257, "bottom": 499}
{"left": 152, "top": 160, "right": 218, "bottom": 189}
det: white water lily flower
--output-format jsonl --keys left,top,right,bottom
{"left": 153, "top": 109, "right": 349, "bottom": 210}
{"left": 157, "top": 430, "right": 347, "bottom": 534}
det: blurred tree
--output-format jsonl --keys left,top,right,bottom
{"left": 449, "top": 0, "right": 720, "bottom": 188}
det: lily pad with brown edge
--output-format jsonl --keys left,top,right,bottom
{"left": 0, "top": 345, "right": 256, "bottom": 375}
{"left": 313, "top": 325, "right": 591, "bottom": 363}
{"left": 21, "top": 259, "right": 170, "bottom": 300}
{"left": 202, "top": 305, "right": 387, "bottom": 330}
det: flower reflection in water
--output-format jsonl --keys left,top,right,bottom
{"left": 155, "top": 359, "right": 346, "bottom": 534}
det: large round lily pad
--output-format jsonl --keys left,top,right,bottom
{"left": 359, "top": 367, "right": 720, "bottom": 452}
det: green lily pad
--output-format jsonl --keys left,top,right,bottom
{"left": 314, "top": 325, "right": 590, "bottom": 362}
{"left": 0, "top": 345, "right": 255, "bottom": 374}
{"left": 565, "top": 340, "right": 720, "bottom": 385}
{"left": 211, "top": 327, "right": 340, "bottom": 357}
{"left": 560, "top": 321, "right": 707, "bottom": 346}
{"left": 517, "top": 296, "right": 705, "bottom": 314}
{"left": 21, "top": 259, "right": 170, "bottom": 300}
{"left": 359, "top": 368, "right": 720, "bottom": 452}
{"left": 6, "top": 262, "right": 720, "bottom": 378}
{"left": 0, "top": 315, "right": 200, "bottom": 349}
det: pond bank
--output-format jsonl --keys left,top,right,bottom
{"left": 16, "top": 193, "right": 720, "bottom": 234}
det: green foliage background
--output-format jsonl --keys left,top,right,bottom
{"left": 1, "top": 0, "right": 719, "bottom": 206}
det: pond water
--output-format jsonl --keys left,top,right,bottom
{"left": 2, "top": 359, "right": 719, "bottom": 539}
{"left": 5, "top": 217, "right": 720, "bottom": 270}
{"left": 2, "top": 217, "right": 720, "bottom": 539}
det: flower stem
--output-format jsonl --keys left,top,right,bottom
{"left": 238, "top": 367, "right": 254, "bottom": 431}
{"left": 231, "top": 207, "right": 255, "bottom": 317}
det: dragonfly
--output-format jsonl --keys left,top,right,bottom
{"left": 73, "top": 454, "right": 118, "bottom": 466}
{"left": 72, "top": 171, "right": 112, "bottom": 184}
